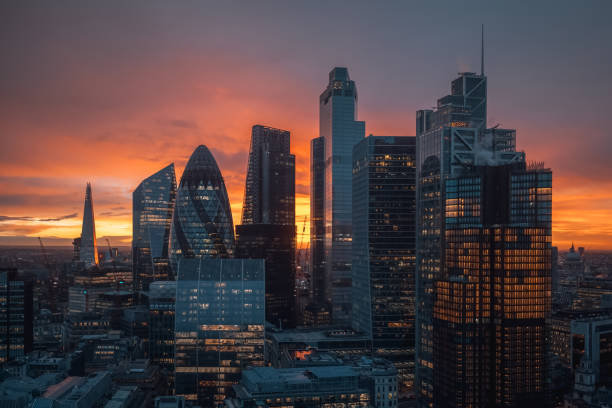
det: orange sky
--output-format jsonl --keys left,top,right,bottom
{"left": 0, "top": 2, "right": 611, "bottom": 250}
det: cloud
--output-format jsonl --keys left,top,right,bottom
{"left": 169, "top": 119, "right": 198, "bottom": 129}
{"left": 0, "top": 213, "right": 78, "bottom": 222}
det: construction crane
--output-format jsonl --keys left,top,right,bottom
{"left": 105, "top": 238, "right": 121, "bottom": 290}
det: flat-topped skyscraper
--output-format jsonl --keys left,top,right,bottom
{"left": 79, "top": 182, "right": 98, "bottom": 268}
{"left": 320, "top": 67, "right": 365, "bottom": 325}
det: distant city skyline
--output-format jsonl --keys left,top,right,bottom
{"left": 1, "top": 1, "right": 611, "bottom": 249}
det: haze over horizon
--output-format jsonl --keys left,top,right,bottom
{"left": 1, "top": 1, "right": 611, "bottom": 249}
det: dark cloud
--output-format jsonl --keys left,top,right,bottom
{"left": 296, "top": 183, "right": 309, "bottom": 195}
{"left": 0, "top": 213, "right": 77, "bottom": 222}
{"left": 99, "top": 211, "right": 131, "bottom": 217}
{"left": 169, "top": 119, "right": 198, "bottom": 129}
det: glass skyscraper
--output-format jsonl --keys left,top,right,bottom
{"left": 148, "top": 280, "right": 176, "bottom": 373}
{"left": 169, "top": 145, "right": 235, "bottom": 269}
{"left": 415, "top": 67, "right": 535, "bottom": 406}
{"left": 133, "top": 163, "right": 177, "bottom": 291}
{"left": 433, "top": 162, "right": 551, "bottom": 407}
{"left": 352, "top": 136, "right": 417, "bottom": 389}
{"left": 236, "top": 125, "right": 296, "bottom": 328}
{"left": 174, "top": 258, "right": 265, "bottom": 407}
{"left": 0, "top": 268, "right": 33, "bottom": 365}
{"left": 79, "top": 182, "right": 98, "bottom": 268}
{"left": 320, "top": 67, "right": 365, "bottom": 325}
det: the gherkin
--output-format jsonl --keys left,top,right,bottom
{"left": 170, "top": 145, "right": 235, "bottom": 270}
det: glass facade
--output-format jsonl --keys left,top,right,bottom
{"left": 415, "top": 71, "right": 526, "bottom": 406}
{"left": 0, "top": 269, "right": 33, "bottom": 365}
{"left": 80, "top": 182, "right": 99, "bottom": 267}
{"left": 309, "top": 136, "right": 327, "bottom": 307}
{"left": 235, "top": 224, "right": 296, "bottom": 328}
{"left": 170, "top": 145, "right": 235, "bottom": 269}
{"left": 352, "top": 136, "right": 417, "bottom": 389}
{"left": 241, "top": 125, "right": 295, "bottom": 226}
{"left": 148, "top": 281, "right": 176, "bottom": 373}
{"left": 133, "top": 163, "right": 177, "bottom": 291}
{"left": 174, "top": 258, "right": 265, "bottom": 407}
{"left": 320, "top": 67, "right": 365, "bottom": 325}
{"left": 433, "top": 163, "right": 552, "bottom": 407}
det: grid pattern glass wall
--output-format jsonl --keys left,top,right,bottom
{"left": 415, "top": 71, "right": 488, "bottom": 406}
{"left": 133, "top": 164, "right": 177, "bottom": 291}
{"left": 310, "top": 136, "right": 326, "bottom": 305}
{"left": 148, "top": 281, "right": 176, "bottom": 372}
{"left": 174, "top": 258, "right": 265, "bottom": 407}
{"left": 320, "top": 67, "right": 365, "bottom": 325}
{"left": 236, "top": 224, "right": 296, "bottom": 328}
{"left": 433, "top": 164, "right": 551, "bottom": 407}
{"left": 170, "top": 145, "right": 235, "bottom": 269}
{"left": 0, "top": 269, "right": 33, "bottom": 365}
{"left": 241, "top": 125, "right": 295, "bottom": 226}
{"left": 352, "top": 136, "right": 417, "bottom": 388}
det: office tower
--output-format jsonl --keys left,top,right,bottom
{"left": 133, "top": 163, "right": 177, "bottom": 291}
{"left": 433, "top": 162, "right": 551, "bottom": 407}
{"left": 169, "top": 145, "right": 235, "bottom": 268}
{"left": 148, "top": 281, "right": 176, "bottom": 373}
{"left": 352, "top": 136, "right": 417, "bottom": 389}
{"left": 236, "top": 224, "right": 295, "bottom": 328}
{"left": 308, "top": 137, "right": 327, "bottom": 312}
{"left": 236, "top": 125, "right": 296, "bottom": 328}
{"left": 0, "top": 268, "right": 34, "bottom": 365}
{"left": 415, "top": 62, "right": 526, "bottom": 404}
{"left": 174, "top": 258, "right": 265, "bottom": 407}
{"left": 79, "top": 182, "right": 98, "bottom": 267}
{"left": 241, "top": 125, "right": 295, "bottom": 225}
{"left": 320, "top": 67, "right": 365, "bottom": 325}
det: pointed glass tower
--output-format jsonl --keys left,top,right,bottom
{"left": 79, "top": 182, "right": 98, "bottom": 267}
{"left": 170, "top": 145, "right": 235, "bottom": 269}
{"left": 133, "top": 163, "right": 177, "bottom": 290}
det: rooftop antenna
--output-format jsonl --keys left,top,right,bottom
{"left": 481, "top": 24, "right": 485, "bottom": 76}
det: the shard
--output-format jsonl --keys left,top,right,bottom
{"left": 79, "top": 182, "right": 98, "bottom": 268}
{"left": 169, "top": 145, "right": 235, "bottom": 269}
{"left": 132, "top": 163, "right": 177, "bottom": 290}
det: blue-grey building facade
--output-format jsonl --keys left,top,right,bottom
{"left": 133, "top": 163, "right": 177, "bottom": 291}
{"left": 320, "top": 67, "right": 365, "bottom": 325}
{"left": 174, "top": 258, "right": 265, "bottom": 407}
{"left": 352, "top": 136, "right": 417, "bottom": 389}
{"left": 169, "top": 145, "right": 235, "bottom": 270}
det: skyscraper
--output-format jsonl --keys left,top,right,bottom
{"left": 133, "top": 163, "right": 177, "bottom": 291}
{"left": 241, "top": 125, "right": 295, "bottom": 225}
{"left": 148, "top": 280, "right": 176, "bottom": 374}
{"left": 309, "top": 136, "right": 326, "bottom": 308}
{"left": 79, "top": 182, "right": 98, "bottom": 267}
{"left": 433, "top": 162, "right": 551, "bottom": 407}
{"left": 320, "top": 67, "right": 365, "bottom": 325}
{"left": 0, "top": 268, "right": 33, "bottom": 366}
{"left": 174, "top": 258, "right": 265, "bottom": 407}
{"left": 169, "top": 145, "right": 234, "bottom": 268}
{"left": 236, "top": 125, "right": 296, "bottom": 328}
{"left": 415, "top": 54, "right": 536, "bottom": 405}
{"left": 352, "top": 135, "right": 417, "bottom": 389}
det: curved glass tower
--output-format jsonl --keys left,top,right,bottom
{"left": 170, "top": 145, "right": 235, "bottom": 268}
{"left": 132, "top": 163, "right": 177, "bottom": 290}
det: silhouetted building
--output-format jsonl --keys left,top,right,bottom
{"left": 80, "top": 183, "right": 99, "bottom": 267}
{"left": 320, "top": 67, "right": 365, "bottom": 325}
{"left": 241, "top": 125, "right": 295, "bottom": 226}
{"left": 0, "top": 269, "right": 33, "bottom": 365}
{"left": 237, "top": 125, "right": 296, "bottom": 328}
{"left": 432, "top": 163, "right": 552, "bottom": 407}
{"left": 352, "top": 135, "right": 416, "bottom": 389}
{"left": 169, "top": 145, "right": 235, "bottom": 268}
{"left": 148, "top": 281, "right": 176, "bottom": 373}
{"left": 174, "top": 258, "right": 265, "bottom": 407}
{"left": 571, "top": 316, "right": 612, "bottom": 386}
{"left": 236, "top": 224, "right": 296, "bottom": 328}
{"left": 133, "top": 163, "right": 177, "bottom": 292}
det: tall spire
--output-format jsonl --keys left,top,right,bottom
{"left": 481, "top": 24, "right": 485, "bottom": 76}
{"left": 80, "top": 182, "right": 98, "bottom": 267}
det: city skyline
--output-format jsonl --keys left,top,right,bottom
{"left": 1, "top": 1, "right": 612, "bottom": 250}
